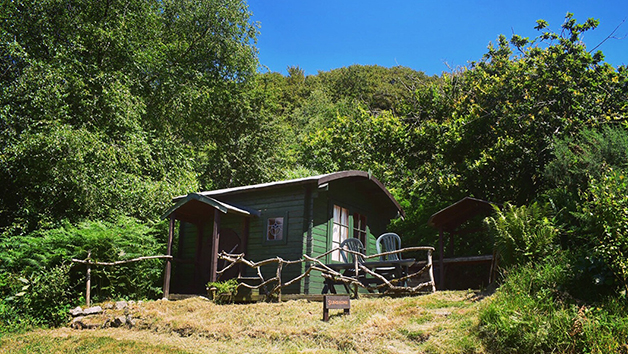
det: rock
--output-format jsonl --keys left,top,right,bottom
{"left": 115, "top": 300, "right": 128, "bottom": 310}
{"left": 101, "top": 317, "right": 111, "bottom": 328}
{"left": 112, "top": 316, "right": 127, "bottom": 328}
{"left": 69, "top": 306, "right": 83, "bottom": 317}
{"left": 126, "top": 314, "right": 135, "bottom": 328}
{"left": 83, "top": 306, "right": 103, "bottom": 315}
{"left": 70, "top": 317, "right": 85, "bottom": 329}
{"left": 70, "top": 316, "right": 98, "bottom": 330}
{"left": 104, "top": 303, "right": 114, "bottom": 309}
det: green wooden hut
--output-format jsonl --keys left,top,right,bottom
{"left": 162, "top": 170, "right": 404, "bottom": 297}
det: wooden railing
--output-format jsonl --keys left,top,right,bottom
{"left": 217, "top": 246, "right": 436, "bottom": 301}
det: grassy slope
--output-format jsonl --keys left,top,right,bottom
{"left": 0, "top": 291, "right": 487, "bottom": 354}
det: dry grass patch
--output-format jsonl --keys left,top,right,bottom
{"left": 1, "top": 290, "right": 488, "bottom": 353}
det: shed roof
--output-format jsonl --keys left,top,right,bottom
{"left": 162, "top": 193, "right": 261, "bottom": 221}
{"left": 173, "top": 170, "right": 404, "bottom": 218}
{"left": 427, "top": 197, "right": 496, "bottom": 232}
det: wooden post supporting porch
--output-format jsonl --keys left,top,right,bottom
{"left": 210, "top": 209, "right": 221, "bottom": 282}
{"left": 163, "top": 215, "right": 175, "bottom": 299}
{"left": 438, "top": 228, "right": 445, "bottom": 290}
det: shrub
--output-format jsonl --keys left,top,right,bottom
{"left": 1, "top": 264, "right": 73, "bottom": 331}
{"left": 480, "top": 258, "right": 573, "bottom": 353}
{"left": 580, "top": 168, "right": 628, "bottom": 294}
{"left": 0, "top": 217, "right": 167, "bottom": 302}
{"left": 485, "top": 202, "right": 559, "bottom": 268}
{"left": 0, "top": 217, "right": 170, "bottom": 329}
{"left": 480, "top": 256, "right": 628, "bottom": 353}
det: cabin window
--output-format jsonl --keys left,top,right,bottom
{"left": 353, "top": 213, "right": 367, "bottom": 246}
{"left": 331, "top": 205, "right": 349, "bottom": 261}
{"left": 266, "top": 217, "right": 284, "bottom": 241}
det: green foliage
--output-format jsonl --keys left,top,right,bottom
{"left": 546, "top": 125, "right": 628, "bottom": 191}
{"left": 0, "top": 217, "right": 170, "bottom": 329}
{"left": 545, "top": 125, "right": 628, "bottom": 243}
{"left": 206, "top": 278, "right": 239, "bottom": 295}
{"left": 298, "top": 107, "right": 409, "bottom": 182}
{"left": 206, "top": 279, "right": 239, "bottom": 304}
{"left": 479, "top": 258, "right": 575, "bottom": 353}
{"left": 0, "top": 0, "right": 265, "bottom": 234}
{"left": 0, "top": 217, "right": 167, "bottom": 305}
{"left": 485, "top": 202, "right": 559, "bottom": 268}
{"left": 581, "top": 168, "right": 628, "bottom": 293}
{"left": 1, "top": 264, "right": 73, "bottom": 331}
{"left": 409, "top": 14, "right": 628, "bottom": 207}
{"left": 316, "top": 65, "right": 432, "bottom": 115}
{"left": 479, "top": 257, "right": 628, "bottom": 354}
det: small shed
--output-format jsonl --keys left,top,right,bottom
{"left": 428, "top": 197, "right": 497, "bottom": 290}
{"left": 162, "top": 170, "right": 404, "bottom": 297}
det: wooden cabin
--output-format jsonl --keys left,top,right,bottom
{"left": 161, "top": 170, "right": 405, "bottom": 297}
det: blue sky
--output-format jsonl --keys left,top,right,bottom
{"left": 247, "top": 1, "right": 628, "bottom": 76}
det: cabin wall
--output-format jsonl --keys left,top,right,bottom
{"left": 307, "top": 179, "right": 394, "bottom": 294}
{"left": 171, "top": 178, "right": 398, "bottom": 296}
{"left": 218, "top": 185, "right": 308, "bottom": 294}
{"left": 308, "top": 188, "right": 330, "bottom": 294}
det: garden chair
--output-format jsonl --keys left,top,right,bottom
{"left": 339, "top": 238, "right": 366, "bottom": 264}
{"left": 322, "top": 238, "right": 366, "bottom": 296}
{"left": 375, "top": 233, "right": 409, "bottom": 286}
{"left": 376, "top": 233, "right": 402, "bottom": 261}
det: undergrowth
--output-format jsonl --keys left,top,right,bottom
{"left": 479, "top": 256, "right": 628, "bottom": 353}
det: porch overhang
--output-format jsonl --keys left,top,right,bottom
{"left": 162, "top": 192, "right": 261, "bottom": 221}
{"left": 428, "top": 197, "right": 498, "bottom": 290}
{"left": 161, "top": 193, "right": 259, "bottom": 299}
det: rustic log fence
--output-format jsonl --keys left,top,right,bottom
{"left": 217, "top": 246, "right": 436, "bottom": 301}
{"left": 71, "top": 247, "right": 435, "bottom": 305}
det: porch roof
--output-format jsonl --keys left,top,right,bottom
{"left": 162, "top": 192, "right": 261, "bottom": 221}
{"left": 427, "top": 197, "right": 496, "bottom": 233}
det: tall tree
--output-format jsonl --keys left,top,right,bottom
{"left": 409, "top": 14, "right": 628, "bottom": 206}
{"left": 0, "top": 0, "right": 261, "bottom": 234}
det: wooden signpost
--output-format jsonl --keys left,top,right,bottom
{"left": 323, "top": 295, "right": 350, "bottom": 321}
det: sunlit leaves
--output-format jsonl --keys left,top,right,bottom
{"left": 0, "top": 0, "right": 262, "bottom": 234}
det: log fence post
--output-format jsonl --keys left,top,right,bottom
{"left": 86, "top": 250, "right": 91, "bottom": 307}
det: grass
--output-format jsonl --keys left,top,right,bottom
{"left": 478, "top": 260, "right": 628, "bottom": 354}
{"left": 0, "top": 290, "right": 487, "bottom": 354}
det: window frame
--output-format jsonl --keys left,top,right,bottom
{"left": 328, "top": 203, "right": 369, "bottom": 262}
{"left": 331, "top": 205, "right": 350, "bottom": 262}
{"left": 262, "top": 211, "right": 289, "bottom": 245}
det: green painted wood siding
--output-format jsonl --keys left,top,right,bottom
{"left": 307, "top": 180, "right": 393, "bottom": 294}
{"left": 217, "top": 185, "right": 308, "bottom": 294}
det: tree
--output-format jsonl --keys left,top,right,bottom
{"left": 0, "top": 0, "right": 261, "bottom": 234}
{"left": 408, "top": 14, "right": 628, "bottom": 207}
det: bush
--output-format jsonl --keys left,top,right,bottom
{"left": 485, "top": 202, "right": 559, "bottom": 268}
{"left": 0, "top": 217, "right": 167, "bottom": 302}
{"left": 479, "top": 256, "right": 628, "bottom": 353}
{"left": 0, "top": 216, "right": 170, "bottom": 329}
{"left": 580, "top": 168, "right": 628, "bottom": 294}
{"left": 1, "top": 264, "right": 73, "bottom": 331}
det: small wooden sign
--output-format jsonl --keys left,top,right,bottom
{"left": 323, "top": 295, "right": 350, "bottom": 321}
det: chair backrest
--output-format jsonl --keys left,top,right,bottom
{"left": 339, "top": 238, "right": 365, "bottom": 264}
{"left": 376, "top": 233, "right": 402, "bottom": 261}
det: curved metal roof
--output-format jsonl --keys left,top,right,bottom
{"left": 173, "top": 170, "right": 404, "bottom": 218}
